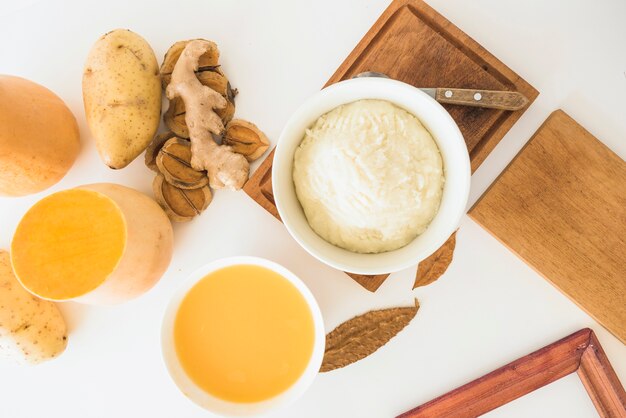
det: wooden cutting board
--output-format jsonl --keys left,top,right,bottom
{"left": 469, "top": 110, "right": 626, "bottom": 344}
{"left": 245, "top": 0, "right": 538, "bottom": 292}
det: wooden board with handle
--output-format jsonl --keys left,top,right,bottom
{"left": 469, "top": 110, "right": 626, "bottom": 344}
{"left": 244, "top": 0, "right": 538, "bottom": 292}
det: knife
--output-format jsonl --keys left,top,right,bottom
{"left": 355, "top": 71, "right": 529, "bottom": 111}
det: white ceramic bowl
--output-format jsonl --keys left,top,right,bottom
{"left": 161, "top": 256, "right": 325, "bottom": 417}
{"left": 273, "top": 78, "right": 470, "bottom": 275}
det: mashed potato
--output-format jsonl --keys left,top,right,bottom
{"left": 292, "top": 99, "right": 444, "bottom": 254}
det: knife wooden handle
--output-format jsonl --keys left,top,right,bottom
{"left": 435, "top": 88, "right": 528, "bottom": 111}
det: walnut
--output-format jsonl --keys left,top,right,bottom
{"left": 153, "top": 175, "right": 212, "bottom": 222}
{"left": 156, "top": 137, "right": 209, "bottom": 189}
{"left": 149, "top": 38, "right": 270, "bottom": 221}
{"left": 223, "top": 119, "right": 270, "bottom": 162}
{"left": 166, "top": 40, "right": 249, "bottom": 191}
{"left": 145, "top": 132, "right": 176, "bottom": 172}
{"left": 161, "top": 40, "right": 237, "bottom": 138}
{"left": 160, "top": 39, "right": 221, "bottom": 89}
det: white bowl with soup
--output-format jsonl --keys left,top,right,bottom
{"left": 161, "top": 257, "right": 325, "bottom": 416}
{"left": 273, "top": 77, "right": 470, "bottom": 275}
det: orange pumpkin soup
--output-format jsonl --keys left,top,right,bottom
{"left": 173, "top": 265, "right": 315, "bottom": 403}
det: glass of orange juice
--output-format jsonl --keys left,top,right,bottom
{"left": 161, "top": 256, "right": 325, "bottom": 416}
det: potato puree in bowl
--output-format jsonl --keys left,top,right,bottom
{"left": 292, "top": 99, "right": 444, "bottom": 254}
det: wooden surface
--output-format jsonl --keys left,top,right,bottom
{"left": 469, "top": 110, "right": 626, "bottom": 344}
{"left": 578, "top": 332, "right": 626, "bottom": 417}
{"left": 398, "top": 328, "right": 626, "bottom": 418}
{"left": 434, "top": 89, "right": 529, "bottom": 111}
{"left": 244, "top": 0, "right": 538, "bottom": 292}
{"left": 323, "top": 0, "right": 538, "bottom": 170}
{"left": 3, "top": 1, "right": 626, "bottom": 417}
{"left": 244, "top": 148, "right": 279, "bottom": 220}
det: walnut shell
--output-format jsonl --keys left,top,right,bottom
{"left": 160, "top": 39, "right": 221, "bottom": 89}
{"left": 145, "top": 132, "right": 176, "bottom": 172}
{"left": 164, "top": 95, "right": 235, "bottom": 139}
{"left": 153, "top": 175, "right": 212, "bottom": 222}
{"left": 216, "top": 97, "right": 236, "bottom": 126}
{"left": 163, "top": 97, "right": 189, "bottom": 139}
{"left": 161, "top": 39, "right": 236, "bottom": 135}
{"left": 223, "top": 119, "right": 270, "bottom": 162}
{"left": 156, "top": 138, "right": 209, "bottom": 189}
{"left": 197, "top": 70, "right": 229, "bottom": 96}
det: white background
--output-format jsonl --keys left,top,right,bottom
{"left": 1, "top": 0, "right": 625, "bottom": 417}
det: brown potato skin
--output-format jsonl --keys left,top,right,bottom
{"left": 0, "top": 75, "right": 80, "bottom": 196}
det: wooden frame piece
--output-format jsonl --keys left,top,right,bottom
{"left": 398, "top": 329, "right": 626, "bottom": 418}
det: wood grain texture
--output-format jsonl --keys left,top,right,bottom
{"left": 435, "top": 89, "right": 529, "bottom": 111}
{"left": 398, "top": 328, "right": 626, "bottom": 418}
{"left": 578, "top": 332, "right": 626, "bottom": 417}
{"left": 324, "top": 0, "right": 538, "bottom": 170}
{"left": 244, "top": 0, "right": 538, "bottom": 291}
{"left": 469, "top": 110, "right": 626, "bottom": 344}
{"left": 244, "top": 148, "right": 280, "bottom": 220}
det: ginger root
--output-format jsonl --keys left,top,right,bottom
{"left": 166, "top": 40, "right": 249, "bottom": 190}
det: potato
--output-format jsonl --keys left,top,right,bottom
{"left": 11, "top": 183, "right": 174, "bottom": 304}
{"left": 0, "top": 250, "right": 67, "bottom": 365}
{"left": 83, "top": 29, "right": 161, "bottom": 169}
{"left": 0, "top": 75, "right": 80, "bottom": 196}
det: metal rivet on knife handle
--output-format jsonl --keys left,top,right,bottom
{"left": 435, "top": 88, "right": 529, "bottom": 111}
{"left": 352, "top": 73, "right": 529, "bottom": 111}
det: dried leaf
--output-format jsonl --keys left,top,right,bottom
{"left": 321, "top": 300, "right": 419, "bottom": 372}
{"left": 413, "top": 231, "right": 456, "bottom": 289}
{"left": 345, "top": 272, "right": 389, "bottom": 292}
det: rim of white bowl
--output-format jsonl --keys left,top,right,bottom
{"left": 161, "top": 256, "right": 325, "bottom": 417}
{"left": 273, "top": 78, "right": 470, "bottom": 275}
